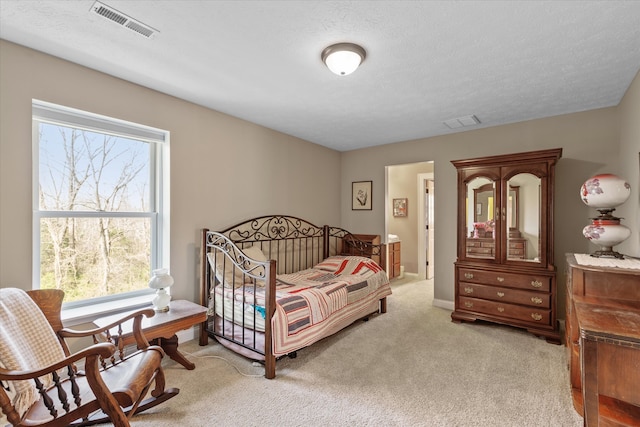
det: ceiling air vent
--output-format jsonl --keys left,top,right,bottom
{"left": 443, "top": 115, "right": 481, "bottom": 129}
{"left": 91, "top": 1, "right": 157, "bottom": 38}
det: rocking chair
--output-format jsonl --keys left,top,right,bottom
{"left": 0, "top": 288, "right": 179, "bottom": 427}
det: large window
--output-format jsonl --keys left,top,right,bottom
{"left": 33, "top": 100, "right": 169, "bottom": 306}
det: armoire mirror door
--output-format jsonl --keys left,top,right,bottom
{"left": 505, "top": 173, "right": 542, "bottom": 263}
{"left": 465, "top": 176, "right": 499, "bottom": 261}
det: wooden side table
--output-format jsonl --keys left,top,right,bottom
{"left": 94, "top": 300, "right": 207, "bottom": 370}
{"left": 574, "top": 296, "right": 640, "bottom": 426}
{"left": 565, "top": 254, "right": 640, "bottom": 416}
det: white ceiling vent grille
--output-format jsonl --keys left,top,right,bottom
{"left": 91, "top": 1, "right": 157, "bottom": 38}
{"left": 443, "top": 115, "right": 481, "bottom": 129}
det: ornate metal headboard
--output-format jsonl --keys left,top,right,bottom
{"left": 219, "top": 215, "right": 325, "bottom": 274}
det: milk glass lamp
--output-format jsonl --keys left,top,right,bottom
{"left": 580, "top": 173, "right": 631, "bottom": 258}
{"left": 148, "top": 268, "right": 174, "bottom": 312}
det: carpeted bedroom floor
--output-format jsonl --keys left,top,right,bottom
{"left": 102, "top": 276, "right": 583, "bottom": 426}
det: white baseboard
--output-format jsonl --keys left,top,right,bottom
{"left": 433, "top": 298, "right": 454, "bottom": 311}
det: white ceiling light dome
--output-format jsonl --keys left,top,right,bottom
{"left": 321, "top": 43, "right": 366, "bottom": 76}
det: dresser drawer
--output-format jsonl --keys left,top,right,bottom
{"left": 507, "top": 240, "right": 527, "bottom": 258}
{"left": 580, "top": 271, "right": 640, "bottom": 301}
{"left": 467, "top": 247, "right": 494, "bottom": 255}
{"left": 466, "top": 240, "right": 494, "bottom": 248}
{"left": 459, "top": 296, "right": 551, "bottom": 326}
{"left": 459, "top": 283, "right": 550, "bottom": 308}
{"left": 459, "top": 268, "right": 551, "bottom": 292}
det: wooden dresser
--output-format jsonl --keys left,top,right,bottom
{"left": 507, "top": 238, "right": 527, "bottom": 259}
{"left": 457, "top": 264, "right": 555, "bottom": 334}
{"left": 388, "top": 241, "right": 401, "bottom": 280}
{"left": 565, "top": 253, "right": 640, "bottom": 425}
{"left": 465, "top": 237, "right": 495, "bottom": 257}
{"left": 452, "top": 149, "right": 562, "bottom": 343}
{"left": 466, "top": 237, "right": 527, "bottom": 259}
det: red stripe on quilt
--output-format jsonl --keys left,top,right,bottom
{"left": 334, "top": 259, "right": 350, "bottom": 275}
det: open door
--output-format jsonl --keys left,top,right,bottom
{"left": 417, "top": 173, "right": 434, "bottom": 280}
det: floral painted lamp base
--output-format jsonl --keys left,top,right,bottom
{"left": 583, "top": 218, "right": 631, "bottom": 259}
{"left": 581, "top": 174, "right": 631, "bottom": 259}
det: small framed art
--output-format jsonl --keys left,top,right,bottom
{"left": 393, "top": 198, "right": 408, "bottom": 217}
{"left": 352, "top": 181, "right": 372, "bottom": 210}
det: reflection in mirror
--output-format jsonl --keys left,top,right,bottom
{"left": 466, "top": 177, "right": 495, "bottom": 259}
{"left": 507, "top": 186, "right": 519, "bottom": 230}
{"left": 474, "top": 183, "right": 494, "bottom": 223}
{"left": 507, "top": 173, "right": 540, "bottom": 262}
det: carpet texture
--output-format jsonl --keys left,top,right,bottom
{"left": 104, "top": 277, "right": 582, "bottom": 426}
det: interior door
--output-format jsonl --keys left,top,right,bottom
{"left": 426, "top": 179, "right": 435, "bottom": 279}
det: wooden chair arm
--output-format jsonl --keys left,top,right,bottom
{"left": 59, "top": 308, "right": 155, "bottom": 349}
{"left": 59, "top": 308, "right": 155, "bottom": 337}
{"left": 0, "top": 342, "right": 116, "bottom": 381}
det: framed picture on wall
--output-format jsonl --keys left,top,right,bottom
{"left": 393, "top": 198, "right": 408, "bottom": 217}
{"left": 352, "top": 181, "right": 372, "bottom": 210}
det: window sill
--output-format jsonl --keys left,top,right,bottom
{"left": 61, "top": 295, "right": 153, "bottom": 327}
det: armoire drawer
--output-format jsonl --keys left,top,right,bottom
{"left": 459, "top": 282, "right": 550, "bottom": 308}
{"left": 459, "top": 268, "right": 551, "bottom": 292}
{"left": 459, "top": 296, "right": 551, "bottom": 326}
{"left": 467, "top": 247, "right": 494, "bottom": 255}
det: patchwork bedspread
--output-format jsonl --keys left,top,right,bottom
{"left": 211, "top": 256, "right": 391, "bottom": 356}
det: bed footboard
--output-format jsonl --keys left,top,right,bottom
{"left": 199, "top": 228, "right": 278, "bottom": 378}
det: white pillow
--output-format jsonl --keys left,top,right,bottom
{"left": 208, "top": 245, "right": 267, "bottom": 288}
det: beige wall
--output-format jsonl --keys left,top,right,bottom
{"left": 2, "top": 39, "right": 638, "bottom": 320}
{"left": 617, "top": 71, "right": 640, "bottom": 256}
{"left": 0, "top": 40, "right": 341, "bottom": 302}
{"left": 341, "top": 106, "right": 630, "bottom": 316}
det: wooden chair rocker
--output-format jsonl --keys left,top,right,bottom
{"left": 0, "top": 288, "right": 179, "bottom": 427}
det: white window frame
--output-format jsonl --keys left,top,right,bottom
{"left": 32, "top": 100, "right": 170, "bottom": 309}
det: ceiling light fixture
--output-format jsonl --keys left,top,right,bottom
{"left": 321, "top": 43, "right": 366, "bottom": 76}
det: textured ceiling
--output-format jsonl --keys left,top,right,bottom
{"left": 1, "top": 1, "right": 639, "bottom": 152}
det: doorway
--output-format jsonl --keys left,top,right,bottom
{"left": 385, "top": 163, "right": 434, "bottom": 280}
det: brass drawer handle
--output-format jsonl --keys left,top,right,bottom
{"left": 464, "top": 287, "right": 474, "bottom": 294}
{"left": 464, "top": 273, "right": 474, "bottom": 279}
{"left": 531, "top": 280, "right": 543, "bottom": 288}
{"left": 497, "top": 292, "right": 505, "bottom": 298}
{"left": 531, "top": 313, "right": 543, "bottom": 321}
{"left": 531, "top": 296, "right": 543, "bottom": 305}
{"left": 464, "top": 301, "right": 473, "bottom": 308}
{"left": 497, "top": 307, "right": 505, "bottom": 313}
{"left": 497, "top": 276, "right": 504, "bottom": 282}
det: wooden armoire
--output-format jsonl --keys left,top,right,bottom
{"left": 451, "top": 148, "right": 562, "bottom": 343}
